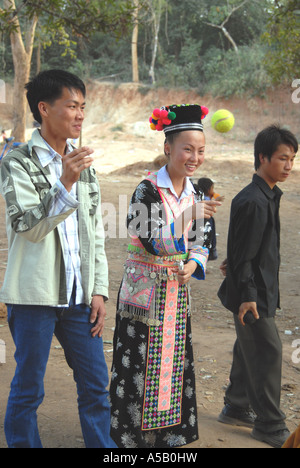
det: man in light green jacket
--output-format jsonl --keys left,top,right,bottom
{"left": 0, "top": 69, "right": 117, "bottom": 448}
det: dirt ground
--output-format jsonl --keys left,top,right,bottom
{"left": 0, "top": 83, "right": 299, "bottom": 448}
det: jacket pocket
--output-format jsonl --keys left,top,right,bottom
{"left": 89, "top": 185, "right": 99, "bottom": 215}
{"left": 78, "top": 181, "right": 100, "bottom": 215}
{"left": 86, "top": 182, "right": 99, "bottom": 215}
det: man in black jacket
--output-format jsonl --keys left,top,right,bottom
{"left": 218, "top": 125, "right": 298, "bottom": 448}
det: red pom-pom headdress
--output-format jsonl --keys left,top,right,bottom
{"left": 149, "top": 104, "right": 209, "bottom": 135}
{"left": 149, "top": 108, "right": 177, "bottom": 131}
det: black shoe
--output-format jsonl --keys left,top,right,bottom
{"left": 251, "top": 428, "right": 290, "bottom": 448}
{"left": 218, "top": 404, "right": 256, "bottom": 428}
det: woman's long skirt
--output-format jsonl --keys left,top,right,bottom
{"left": 109, "top": 282, "right": 199, "bottom": 448}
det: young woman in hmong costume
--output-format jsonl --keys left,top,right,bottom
{"left": 110, "top": 104, "right": 221, "bottom": 448}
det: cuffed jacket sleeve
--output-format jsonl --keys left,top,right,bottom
{"left": 189, "top": 246, "right": 209, "bottom": 280}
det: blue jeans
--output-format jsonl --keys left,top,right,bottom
{"left": 5, "top": 301, "right": 117, "bottom": 448}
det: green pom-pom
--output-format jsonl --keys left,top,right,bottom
{"left": 168, "top": 111, "right": 176, "bottom": 120}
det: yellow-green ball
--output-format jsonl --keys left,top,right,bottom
{"left": 211, "top": 109, "right": 235, "bottom": 133}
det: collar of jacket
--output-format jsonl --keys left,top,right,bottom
{"left": 28, "top": 129, "right": 75, "bottom": 159}
{"left": 252, "top": 173, "right": 283, "bottom": 200}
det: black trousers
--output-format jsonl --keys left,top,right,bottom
{"left": 225, "top": 315, "right": 287, "bottom": 433}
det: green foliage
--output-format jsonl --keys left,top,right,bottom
{"left": 155, "top": 36, "right": 203, "bottom": 88}
{"left": 262, "top": 0, "right": 300, "bottom": 84}
{"left": 0, "top": 0, "right": 135, "bottom": 82}
{"left": 0, "top": 0, "right": 297, "bottom": 97}
{"left": 201, "top": 44, "right": 273, "bottom": 97}
{"left": 0, "top": 0, "right": 135, "bottom": 38}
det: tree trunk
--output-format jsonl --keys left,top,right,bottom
{"left": 149, "top": 11, "right": 161, "bottom": 85}
{"left": 131, "top": 0, "right": 139, "bottom": 83}
{"left": 36, "top": 40, "right": 41, "bottom": 75}
{"left": 11, "top": 45, "right": 31, "bottom": 142}
{"left": 4, "top": 0, "right": 37, "bottom": 142}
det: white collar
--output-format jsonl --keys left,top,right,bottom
{"left": 156, "top": 165, "right": 196, "bottom": 202}
{"left": 28, "top": 129, "right": 73, "bottom": 168}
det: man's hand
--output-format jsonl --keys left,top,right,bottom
{"left": 60, "top": 146, "right": 94, "bottom": 192}
{"left": 238, "top": 302, "right": 259, "bottom": 326}
{"left": 220, "top": 258, "right": 227, "bottom": 277}
{"left": 192, "top": 200, "right": 222, "bottom": 220}
{"left": 174, "top": 200, "right": 222, "bottom": 239}
{"left": 90, "top": 295, "right": 107, "bottom": 338}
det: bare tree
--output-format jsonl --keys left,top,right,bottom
{"left": 204, "top": 0, "right": 251, "bottom": 55}
{"left": 147, "top": 0, "right": 168, "bottom": 85}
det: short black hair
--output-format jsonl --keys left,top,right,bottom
{"left": 25, "top": 69, "right": 86, "bottom": 124}
{"left": 254, "top": 124, "right": 298, "bottom": 170}
{"left": 197, "top": 177, "right": 214, "bottom": 196}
